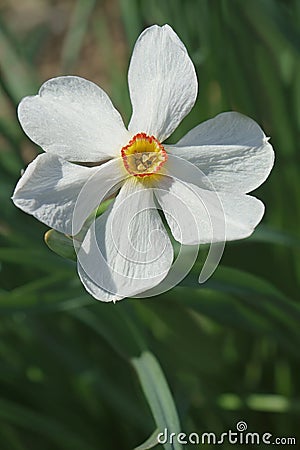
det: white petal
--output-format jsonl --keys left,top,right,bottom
{"left": 155, "top": 176, "right": 265, "bottom": 244}
{"left": 18, "top": 76, "right": 130, "bottom": 162}
{"left": 12, "top": 154, "right": 125, "bottom": 235}
{"left": 77, "top": 266, "right": 124, "bottom": 303}
{"left": 77, "top": 178, "right": 173, "bottom": 302}
{"left": 168, "top": 112, "right": 274, "bottom": 193}
{"left": 128, "top": 24, "right": 197, "bottom": 142}
{"left": 71, "top": 158, "right": 126, "bottom": 235}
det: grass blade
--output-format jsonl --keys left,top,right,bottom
{"left": 132, "top": 352, "right": 182, "bottom": 450}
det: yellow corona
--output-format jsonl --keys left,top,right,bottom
{"left": 121, "top": 133, "right": 167, "bottom": 177}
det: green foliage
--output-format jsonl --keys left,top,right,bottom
{"left": 0, "top": 0, "right": 300, "bottom": 449}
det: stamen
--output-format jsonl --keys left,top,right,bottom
{"left": 121, "top": 133, "right": 167, "bottom": 177}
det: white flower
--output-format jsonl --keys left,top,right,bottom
{"left": 12, "top": 24, "right": 274, "bottom": 302}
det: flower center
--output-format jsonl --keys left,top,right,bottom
{"left": 121, "top": 133, "right": 167, "bottom": 177}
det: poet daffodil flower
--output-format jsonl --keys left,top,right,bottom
{"left": 12, "top": 24, "right": 274, "bottom": 302}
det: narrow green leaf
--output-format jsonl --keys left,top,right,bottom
{"left": 119, "top": 0, "right": 142, "bottom": 47}
{"left": 0, "top": 397, "right": 93, "bottom": 450}
{"left": 0, "top": 247, "right": 73, "bottom": 272}
{"left": 181, "top": 264, "right": 291, "bottom": 305}
{"left": 218, "top": 393, "right": 300, "bottom": 413}
{"left": 0, "top": 19, "right": 37, "bottom": 103}
{"left": 70, "top": 307, "right": 182, "bottom": 449}
{"left": 69, "top": 304, "right": 145, "bottom": 359}
{"left": 177, "top": 266, "right": 300, "bottom": 356}
{"left": 132, "top": 352, "right": 182, "bottom": 450}
{"left": 134, "top": 428, "right": 160, "bottom": 450}
{"left": 250, "top": 225, "right": 300, "bottom": 248}
{"left": 0, "top": 117, "right": 23, "bottom": 165}
{"left": 0, "top": 146, "right": 22, "bottom": 176}
{"left": 0, "top": 424, "right": 26, "bottom": 450}
{"left": 61, "top": 0, "right": 96, "bottom": 71}
{"left": 0, "top": 276, "right": 86, "bottom": 313}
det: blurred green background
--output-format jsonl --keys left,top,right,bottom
{"left": 1, "top": 0, "right": 300, "bottom": 449}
